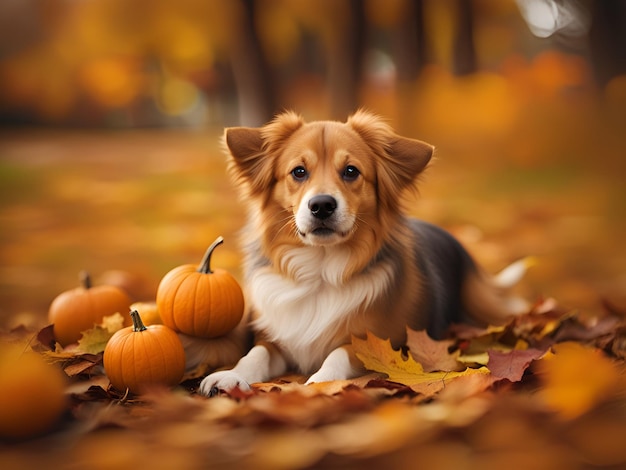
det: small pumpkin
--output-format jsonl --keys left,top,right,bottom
{"left": 0, "top": 344, "right": 67, "bottom": 439}
{"left": 48, "top": 271, "right": 132, "bottom": 347}
{"left": 103, "top": 310, "right": 185, "bottom": 394}
{"left": 156, "top": 236, "right": 244, "bottom": 338}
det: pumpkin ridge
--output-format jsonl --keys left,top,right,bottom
{"left": 166, "top": 272, "right": 186, "bottom": 332}
{"left": 151, "top": 327, "right": 167, "bottom": 382}
{"left": 139, "top": 328, "right": 154, "bottom": 386}
{"left": 193, "top": 275, "right": 204, "bottom": 336}
{"left": 125, "top": 330, "right": 137, "bottom": 392}
{"left": 106, "top": 331, "right": 125, "bottom": 390}
{"left": 169, "top": 330, "right": 185, "bottom": 376}
{"left": 208, "top": 273, "right": 223, "bottom": 335}
{"left": 117, "top": 334, "right": 130, "bottom": 389}
{"left": 179, "top": 274, "right": 198, "bottom": 333}
{"left": 161, "top": 327, "right": 185, "bottom": 383}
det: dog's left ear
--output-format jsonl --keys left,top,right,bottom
{"left": 385, "top": 136, "right": 434, "bottom": 189}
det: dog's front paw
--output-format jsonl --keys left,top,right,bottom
{"left": 305, "top": 369, "right": 343, "bottom": 385}
{"left": 198, "top": 370, "right": 251, "bottom": 397}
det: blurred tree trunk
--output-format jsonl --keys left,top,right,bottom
{"left": 394, "top": 0, "right": 428, "bottom": 82}
{"left": 452, "top": 0, "right": 477, "bottom": 76}
{"left": 327, "top": 0, "right": 367, "bottom": 119}
{"left": 229, "top": 0, "right": 277, "bottom": 126}
{"left": 393, "top": 0, "right": 428, "bottom": 134}
{"left": 588, "top": 0, "right": 626, "bottom": 87}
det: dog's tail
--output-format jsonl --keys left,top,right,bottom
{"left": 462, "top": 257, "right": 535, "bottom": 326}
{"left": 493, "top": 256, "right": 537, "bottom": 289}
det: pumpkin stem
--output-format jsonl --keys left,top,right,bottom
{"left": 130, "top": 310, "right": 148, "bottom": 332}
{"left": 79, "top": 270, "right": 92, "bottom": 289}
{"left": 198, "top": 236, "right": 224, "bottom": 274}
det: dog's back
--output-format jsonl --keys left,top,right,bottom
{"left": 409, "top": 219, "right": 476, "bottom": 338}
{"left": 409, "top": 219, "right": 525, "bottom": 338}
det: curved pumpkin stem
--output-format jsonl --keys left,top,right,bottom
{"left": 79, "top": 270, "right": 92, "bottom": 289}
{"left": 130, "top": 310, "right": 148, "bottom": 332}
{"left": 198, "top": 236, "right": 224, "bottom": 274}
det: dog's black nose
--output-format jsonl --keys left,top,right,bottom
{"left": 308, "top": 195, "right": 337, "bottom": 220}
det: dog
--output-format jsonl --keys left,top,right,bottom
{"left": 198, "top": 110, "right": 524, "bottom": 396}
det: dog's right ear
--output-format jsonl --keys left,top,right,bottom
{"left": 224, "top": 126, "right": 273, "bottom": 196}
{"left": 225, "top": 112, "right": 304, "bottom": 196}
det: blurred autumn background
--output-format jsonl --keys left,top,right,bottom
{"left": 2, "top": 0, "right": 626, "bottom": 468}
{"left": 3, "top": 0, "right": 626, "bottom": 327}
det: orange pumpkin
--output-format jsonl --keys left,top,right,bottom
{"left": 156, "top": 236, "right": 244, "bottom": 338}
{"left": 0, "top": 344, "right": 67, "bottom": 439}
{"left": 48, "top": 271, "right": 132, "bottom": 347}
{"left": 103, "top": 310, "right": 185, "bottom": 394}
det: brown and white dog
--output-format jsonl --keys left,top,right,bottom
{"left": 199, "top": 110, "right": 523, "bottom": 396}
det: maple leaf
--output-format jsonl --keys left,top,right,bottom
{"left": 405, "top": 328, "right": 461, "bottom": 372}
{"left": 76, "top": 313, "right": 126, "bottom": 354}
{"left": 352, "top": 332, "right": 490, "bottom": 397}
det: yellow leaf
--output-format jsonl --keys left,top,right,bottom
{"left": 76, "top": 313, "right": 126, "bottom": 354}
{"left": 99, "top": 312, "right": 126, "bottom": 334}
{"left": 352, "top": 332, "right": 490, "bottom": 397}
{"left": 537, "top": 342, "right": 620, "bottom": 419}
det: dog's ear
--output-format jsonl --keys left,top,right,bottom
{"left": 384, "top": 136, "right": 434, "bottom": 189}
{"left": 347, "top": 109, "right": 434, "bottom": 191}
{"left": 224, "top": 126, "right": 273, "bottom": 196}
{"left": 225, "top": 112, "right": 304, "bottom": 196}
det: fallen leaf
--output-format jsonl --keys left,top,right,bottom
{"left": 41, "top": 343, "right": 81, "bottom": 363}
{"left": 63, "top": 354, "right": 102, "bottom": 376}
{"left": 406, "top": 328, "right": 461, "bottom": 372}
{"left": 76, "top": 313, "right": 125, "bottom": 354}
{"left": 99, "top": 312, "right": 126, "bottom": 334}
{"left": 554, "top": 313, "right": 622, "bottom": 343}
{"left": 352, "top": 332, "right": 490, "bottom": 397}
{"left": 509, "top": 298, "right": 576, "bottom": 346}
{"left": 487, "top": 348, "right": 545, "bottom": 382}
{"left": 34, "top": 324, "right": 56, "bottom": 351}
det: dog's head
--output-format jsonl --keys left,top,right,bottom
{"left": 224, "top": 110, "right": 433, "bottom": 254}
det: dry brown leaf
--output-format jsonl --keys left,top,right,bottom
{"left": 406, "top": 328, "right": 462, "bottom": 372}
{"left": 487, "top": 348, "right": 545, "bottom": 382}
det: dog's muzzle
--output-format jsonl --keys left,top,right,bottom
{"left": 295, "top": 193, "right": 353, "bottom": 245}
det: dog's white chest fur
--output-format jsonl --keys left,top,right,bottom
{"left": 248, "top": 246, "right": 393, "bottom": 373}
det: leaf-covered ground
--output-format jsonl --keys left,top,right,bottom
{"left": 1, "top": 72, "right": 626, "bottom": 467}
{"left": 2, "top": 299, "right": 626, "bottom": 469}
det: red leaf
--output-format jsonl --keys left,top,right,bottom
{"left": 487, "top": 348, "right": 545, "bottom": 382}
{"left": 35, "top": 324, "right": 57, "bottom": 352}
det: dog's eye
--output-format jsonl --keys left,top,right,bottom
{"left": 342, "top": 165, "right": 360, "bottom": 181}
{"left": 291, "top": 166, "right": 308, "bottom": 181}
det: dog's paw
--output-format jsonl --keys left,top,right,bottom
{"left": 198, "top": 370, "right": 251, "bottom": 397}
{"left": 305, "top": 369, "right": 343, "bottom": 385}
